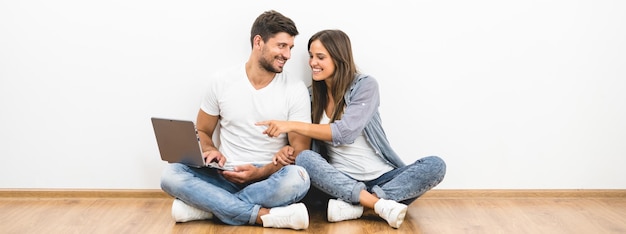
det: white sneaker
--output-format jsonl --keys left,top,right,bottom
{"left": 327, "top": 199, "right": 363, "bottom": 222}
{"left": 374, "top": 198, "right": 408, "bottom": 228}
{"left": 261, "top": 203, "right": 309, "bottom": 230}
{"left": 171, "top": 199, "right": 213, "bottom": 222}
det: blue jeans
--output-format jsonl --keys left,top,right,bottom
{"left": 160, "top": 163, "right": 310, "bottom": 225}
{"left": 295, "top": 150, "right": 446, "bottom": 205}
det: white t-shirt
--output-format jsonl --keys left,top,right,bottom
{"left": 321, "top": 112, "right": 393, "bottom": 181}
{"left": 200, "top": 65, "right": 311, "bottom": 165}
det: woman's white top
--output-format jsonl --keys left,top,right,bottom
{"left": 321, "top": 111, "right": 393, "bottom": 181}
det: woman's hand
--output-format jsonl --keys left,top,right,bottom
{"left": 273, "top": 145, "right": 295, "bottom": 165}
{"left": 256, "top": 120, "right": 292, "bottom": 138}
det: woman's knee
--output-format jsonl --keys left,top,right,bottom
{"left": 295, "top": 150, "right": 321, "bottom": 167}
{"left": 425, "top": 156, "right": 446, "bottom": 169}
{"left": 419, "top": 156, "right": 447, "bottom": 183}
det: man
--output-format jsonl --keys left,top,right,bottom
{"left": 160, "top": 10, "right": 311, "bottom": 230}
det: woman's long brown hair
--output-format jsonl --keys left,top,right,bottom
{"left": 308, "top": 30, "right": 358, "bottom": 160}
{"left": 308, "top": 30, "right": 358, "bottom": 125}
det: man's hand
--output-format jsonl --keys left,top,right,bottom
{"left": 273, "top": 145, "right": 295, "bottom": 166}
{"left": 221, "top": 164, "right": 263, "bottom": 184}
{"left": 203, "top": 150, "right": 226, "bottom": 167}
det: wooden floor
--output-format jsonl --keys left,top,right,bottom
{"left": 1, "top": 190, "right": 625, "bottom": 234}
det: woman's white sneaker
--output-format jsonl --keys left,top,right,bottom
{"left": 374, "top": 198, "right": 408, "bottom": 228}
{"left": 327, "top": 199, "right": 364, "bottom": 222}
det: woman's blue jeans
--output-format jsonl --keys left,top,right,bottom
{"left": 295, "top": 150, "right": 446, "bottom": 205}
{"left": 160, "top": 163, "right": 310, "bottom": 225}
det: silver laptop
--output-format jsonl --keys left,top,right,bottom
{"left": 151, "top": 117, "right": 235, "bottom": 171}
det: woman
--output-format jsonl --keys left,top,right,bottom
{"left": 256, "top": 29, "right": 446, "bottom": 228}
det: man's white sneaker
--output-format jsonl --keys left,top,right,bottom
{"left": 327, "top": 199, "right": 363, "bottom": 222}
{"left": 374, "top": 198, "right": 408, "bottom": 228}
{"left": 261, "top": 203, "right": 309, "bottom": 230}
{"left": 171, "top": 199, "right": 213, "bottom": 222}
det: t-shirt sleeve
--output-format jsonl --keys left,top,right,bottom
{"left": 200, "top": 74, "right": 220, "bottom": 116}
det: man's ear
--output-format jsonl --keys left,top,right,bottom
{"left": 253, "top": 35, "right": 263, "bottom": 48}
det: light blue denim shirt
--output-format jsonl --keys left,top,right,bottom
{"left": 312, "top": 74, "right": 406, "bottom": 168}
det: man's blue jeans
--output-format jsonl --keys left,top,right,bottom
{"left": 295, "top": 150, "right": 445, "bottom": 205}
{"left": 160, "top": 163, "right": 310, "bottom": 225}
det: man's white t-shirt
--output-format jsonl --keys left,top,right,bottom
{"left": 200, "top": 65, "right": 311, "bottom": 165}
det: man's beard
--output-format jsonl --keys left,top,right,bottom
{"left": 259, "top": 53, "right": 284, "bottom": 73}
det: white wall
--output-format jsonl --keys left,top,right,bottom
{"left": 1, "top": 0, "right": 624, "bottom": 189}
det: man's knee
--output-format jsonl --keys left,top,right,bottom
{"left": 280, "top": 165, "right": 311, "bottom": 199}
{"left": 160, "top": 163, "right": 187, "bottom": 193}
{"left": 284, "top": 165, "right": 310, "bottom": 187}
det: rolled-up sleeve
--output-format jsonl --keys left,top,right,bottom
{"left": 330, "top": 76, "right": 380, "bottom": 146}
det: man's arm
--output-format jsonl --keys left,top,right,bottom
{"left": 288, "top": 132, "right": 311, "bottom": 158}
{"left": 196, "top": 109, "right": 225, "bottom": 165}
{"left": 252, "top": 132, "right": 311, "bottom": 176}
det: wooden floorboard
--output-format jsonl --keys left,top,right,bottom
{"left": 1, "top": 189, "right": 625, "bottom": 234}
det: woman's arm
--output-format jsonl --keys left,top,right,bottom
{"left": 256, "top": 120, "right": 333, "bottom": 141}
{"left": 327, "top": 76, "right": 380, "bottom": 145}
{"left": 257, "top": 76, "right": 381, "bottom": 144}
